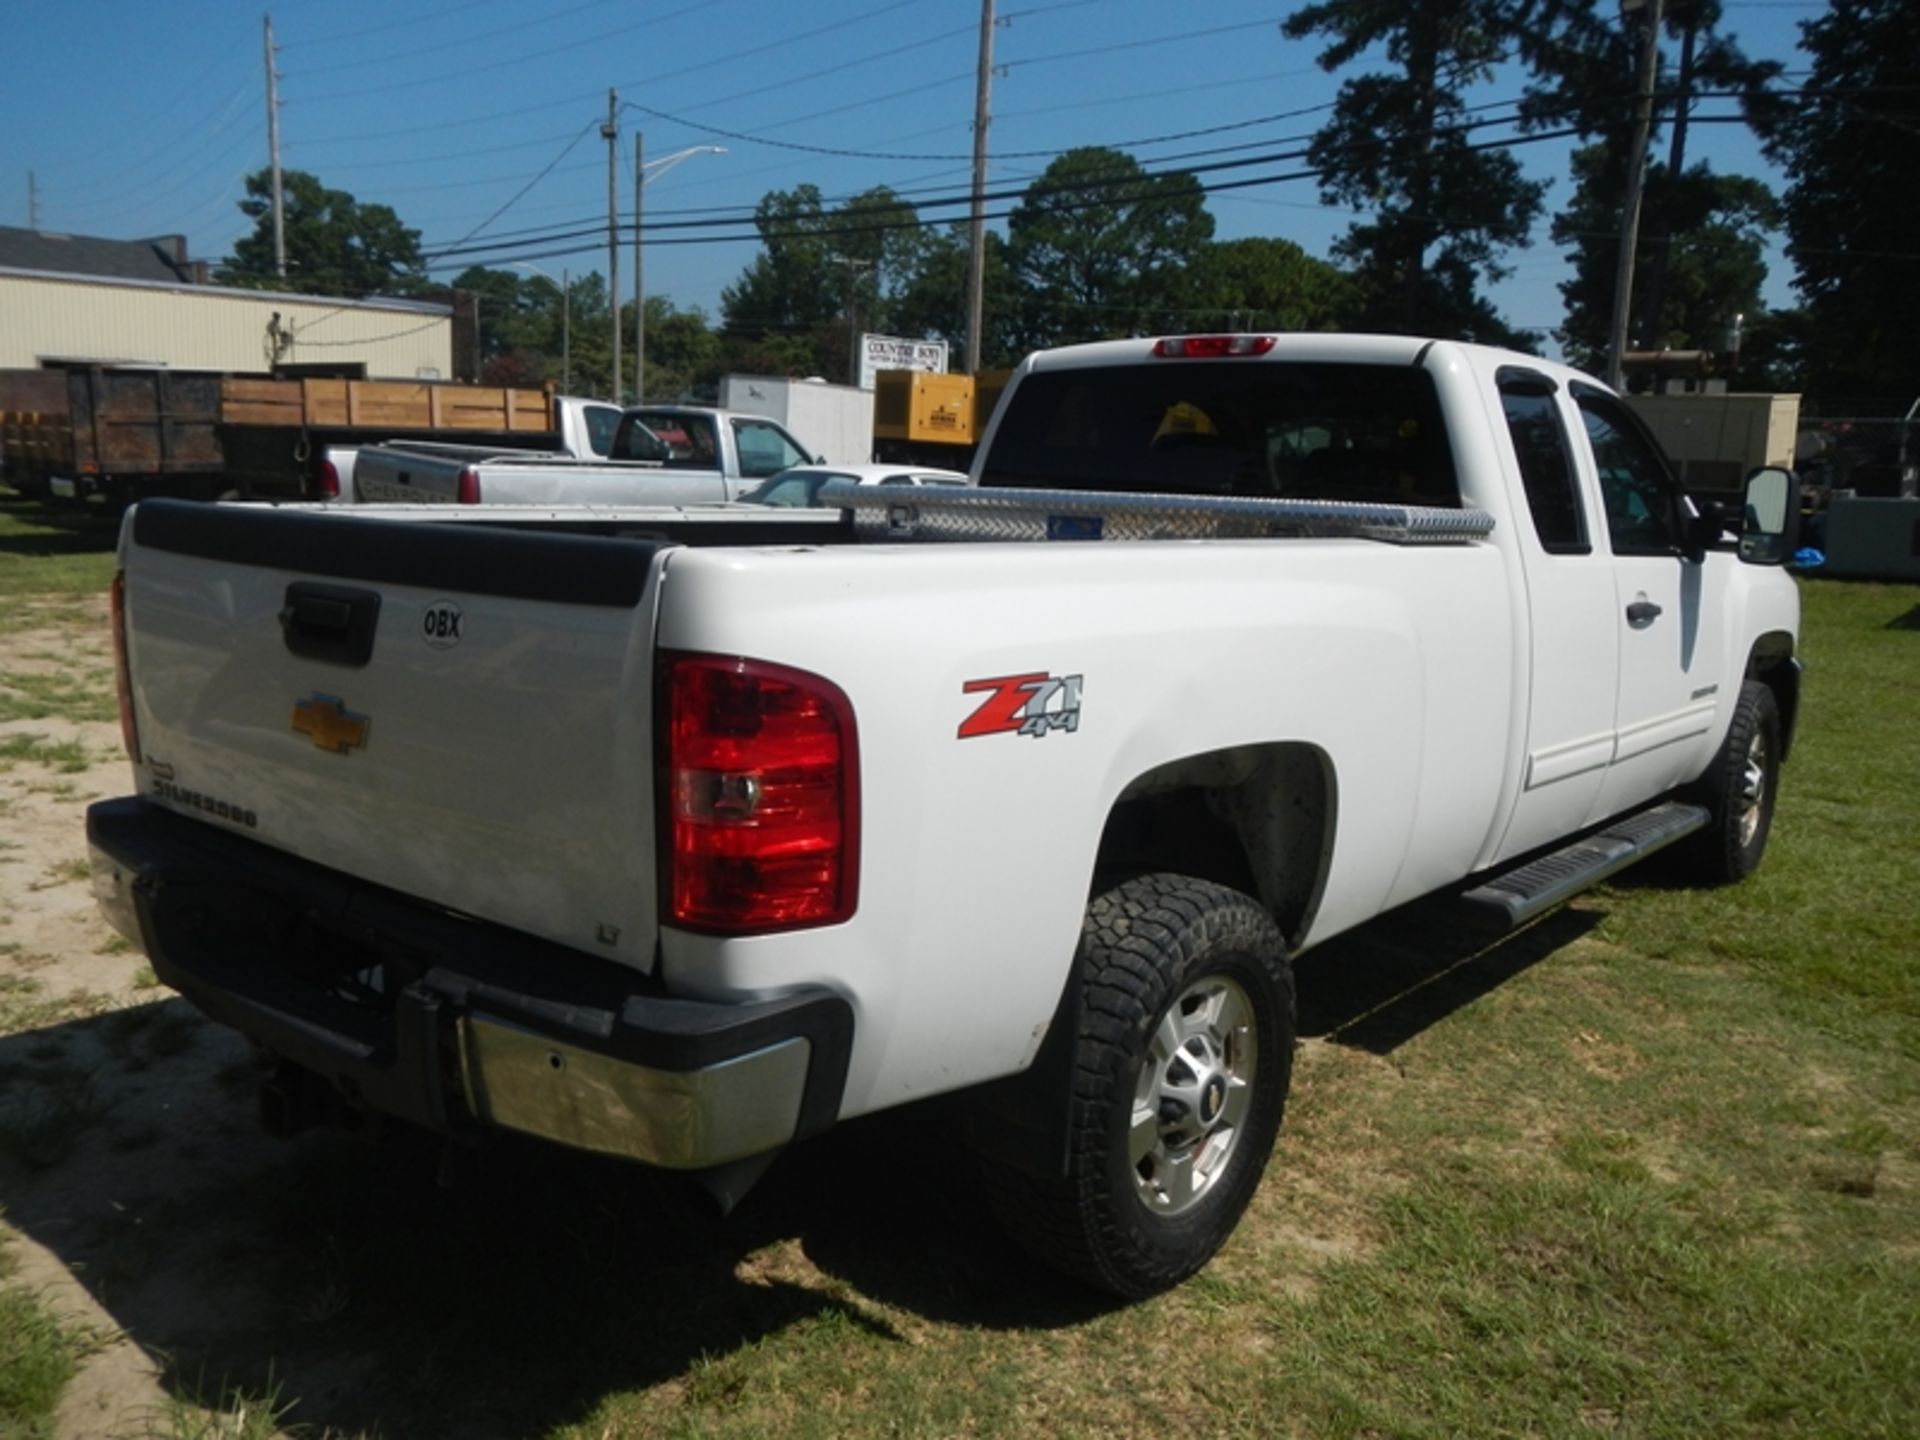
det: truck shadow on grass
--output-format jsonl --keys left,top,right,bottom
{"left": 0, "top": 996, "right": 1108, "bottom": 1438}
{"left": 0, "top": 492, "right": 122, "bottom": 559}
{"left": 0, "top": 898, "right": 1604, "bottom": 1438}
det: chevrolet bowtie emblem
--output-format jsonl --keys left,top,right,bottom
{"left": 291, "top": 694, "right": 370, "bottom": 755}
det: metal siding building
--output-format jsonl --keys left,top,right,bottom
{"left": 0, "top": 267, "right": 453, "bottom": 378}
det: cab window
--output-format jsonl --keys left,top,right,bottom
{"left": 732, "top": 420, "right": 810, "bottom": 480}
{"left": 1496, "top": 370, "right": 1588, "bottom": 555}
{"left": 977, "top": 361, "right": 1460, "bottom": 505}
{"left": 1575, "top": 390, "right": 1684, "bottom": 555}
{"left": 627, "top": 411, "right": 719, "bottom": 469}
{"left": 582, "top": 405, "right": 623, "bottom": 458}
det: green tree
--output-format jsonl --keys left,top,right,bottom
{"left": 1004, "top": 147, "right": 1214, "bottom": 349}
{"left": 1551, "top": 149, "right": 1778, "bottom": 373}
{"left": 450, "top": 265, "right": 560, "bottom": 363}
{"left": 1283, "top": 0, "right": 1543, "bottom": 341}
{"left": 1523, "top": 0, "right": 1781, "bottom": 367}
{"left": 638, "top": 295, "right": 724, "bottom": 401}
{"left": 570, "top": 272, "right": 618, "bottom": 398}
{"left": 720, "top": 184, "right": 926, "bottom": 376}
{"left": 890, "top": 225, "right": 1022, "bottom": 366}
{"left": 1760, "top": 0, "right": 1920, "bottom": 405}
{"left": 1185, "top": 237, "right": 1359, "bottom": 333}
{"left": 226, "top": 169, "right": 424, "bottom": 298}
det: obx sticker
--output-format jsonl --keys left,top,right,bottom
{"left": 422, "top": 599, "right": 463, "bottom": 649}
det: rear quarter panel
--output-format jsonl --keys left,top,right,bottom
{"left": 653, "top": 536, "right": 1513, "bottom": 1117}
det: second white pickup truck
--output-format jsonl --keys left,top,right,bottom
{"left": 352, "top": 404, "right": 818, "bottom": 505}
{"left": 88, "top": 333, "right": 1801, "bottom": 1298}
{"left": 321, "top": 393, "right": 626, "bottom": 504}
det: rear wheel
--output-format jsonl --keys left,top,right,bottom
{"left": 985, "top": 873, "right": 1294, "bottom": 1298}
{"left": 1683, "top": 679, "right": 1781, "bottom": 884}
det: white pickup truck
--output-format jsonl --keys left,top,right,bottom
{"left": 351, "top": 404, "right": 818, "bottom": 505}
{"left": 86, "top": 334, "right": 1801, "bottom": 1298}
{"left": 322, "top": 393, "right": 626, "bottom": 504}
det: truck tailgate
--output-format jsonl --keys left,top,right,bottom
{"left": 118, "top": 500, "right": 665, "bottom": 969}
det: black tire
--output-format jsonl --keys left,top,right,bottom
{"left": 985, "top": 873, "right": 1295, "bottom": 1299}
{"left": 1683, "top": 679, "right": 1781, "bottom": 884}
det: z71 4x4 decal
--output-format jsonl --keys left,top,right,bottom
{"left": 958, "top": 672, "right": 1084, "bottom": 740}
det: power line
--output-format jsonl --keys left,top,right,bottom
{"left": 290, "top": 0, "right": 933, "bottom": 148}
{"left": 417, "top": 116, "right": 1607, "bottom": 272}
{"left": 417, "top": 88, "right": 1572, "bottom": 259}
{"left": 282, "top": 0, "right": 522, "bottom": 50}
{"left": 623, "top": 82, "right": 1329, "bottom": 163}
{"left": 1001, "top": 15, "right": 1289, "bottom": 71}
{"left": 38, "top": 81, "right": 261, "bottom": 208}
{"left": 290, "top": 0, "right": 629, "bottom": 77}
{"left": 286, "top": 120, "right": 601, "bottom": 342}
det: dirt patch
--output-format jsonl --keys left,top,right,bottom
{"left": 0, "top": 614, "right": 294, "bottom": 1438}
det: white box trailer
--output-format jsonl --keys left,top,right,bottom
{"left": 719, "top": 375, "right": 875, "bottom": 466}
{"left": 1625, "top": 390, "right": 1801, "bottom": 498}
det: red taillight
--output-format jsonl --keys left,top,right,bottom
{"left": 659, "top": 652, "right": 859, "bottom": 935}
{"left": 318, "top": 459, "right": 341, "bottom": 500}
{"left": 110, "top": 571, "right": 140, "bottom": 762}
{"left": 1152, "top": 334, "right": 1278, "bottom": 359}
{"left": 456, "top": 466, "right": 481, "bottom": 504}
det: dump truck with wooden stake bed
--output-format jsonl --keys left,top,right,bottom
{"left": 0, "top": 366, "right": 582, "bottom": 504}
{"left": 85, "top": 333, "right": 1803, "bottom": 1298}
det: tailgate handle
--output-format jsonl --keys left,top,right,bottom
{"left": 280, "top": 582, "right": 381, "bottom": 667}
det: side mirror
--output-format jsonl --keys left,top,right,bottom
{"left": 1738, "top": 465, "right": 1800, "bottom": 566}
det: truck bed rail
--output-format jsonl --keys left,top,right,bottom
{"left": 821, "top": 480, "right": 1496, "bottom": 545}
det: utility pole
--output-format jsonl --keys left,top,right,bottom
{"left": 964, "top": 0, "right": 997, "bottom": 374}
{"left": 634, "top": 131, "right": 646, "bottom": 403}
{"left": 602, "top": 88, "right": 620, "bottom": 401}
{"left": 27, "top": 172, "right": 39, "bottom": 230}
{"left": 1642, "top": 12, "right": 1697, "bottom": 358}
{"left": 1605, "top": 0, "right": 1664, "bottom": 391}
{"left": 839, "top": 256, "right": 875, "bottom": 387}
{"left": 265, "top": 14, "right": 285, "bottom": 280}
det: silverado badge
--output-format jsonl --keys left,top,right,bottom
{"left": 292, "top": 694, "right": 371, "bottom": 755}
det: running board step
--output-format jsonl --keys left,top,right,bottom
{"left": 1461, "top": 801, "right": 1710, "bottom": 930}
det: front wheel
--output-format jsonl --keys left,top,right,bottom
{"left": 985, "top": 873, "right": 1295, "bottom": 1298}
{"left": 1683, "top": 679, "right": 1782, "bottom": 884}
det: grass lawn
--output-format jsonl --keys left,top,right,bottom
{"left": 0, "top": 481, "right": 1913, "bottom": 1437}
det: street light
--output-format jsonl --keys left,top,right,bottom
{"left": 511, "top": 260, "right": 570, "bottom": 395}
{"left": 634, "top": 138, "right": 726, "bottom": 403}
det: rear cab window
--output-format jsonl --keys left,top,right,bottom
{"left": 978, "top": 361, "right": 1460, "bottom": 507}
{"left": 626, "top": 411, "right": 720, "bottom": 469}
{"left": 582, "top": 405, "right": 624, "bottom": 458}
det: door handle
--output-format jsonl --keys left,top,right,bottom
{"left": 1625, "top": 597, "right": 1663, "bottom": 629}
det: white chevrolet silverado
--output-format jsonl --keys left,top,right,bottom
{"left": 351, "top": 404, "right": 817, "bottom": 505}
{"left": 322, "top": 394, "right": 627, "bottom": 505}
{"left": 86, "top": 334, "right": 1801, "bottom": 1298}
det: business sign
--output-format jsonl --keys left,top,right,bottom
{"left": 860, "top": 334, "right": 949, "bottom": 392}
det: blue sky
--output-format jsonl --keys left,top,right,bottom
{"left": 3, "top": 0, "right": 1821, "bottom": 348}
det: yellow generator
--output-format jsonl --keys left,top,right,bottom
{"left": 873, "top": 369, "right": 1013, "bottom": 469}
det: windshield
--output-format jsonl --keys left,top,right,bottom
{"left": 743, "top": 470, "right": 856, "bottom": 507}
{"left": 979, "top": 361, "right": 1459, "bottom": 506}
